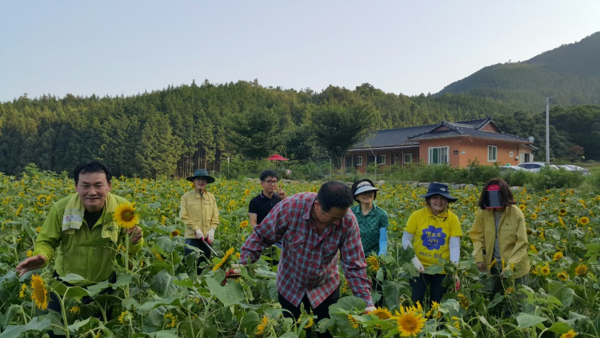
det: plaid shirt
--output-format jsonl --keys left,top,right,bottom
{"left": 240, "top": 192, "right": 373, "bottom": 308}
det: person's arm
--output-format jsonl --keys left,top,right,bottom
{"left": 249, "top": 213, "right": 258, "bottom": 227}
{"left": 506, "top": 208, "right": 529, "bottom": 267}
{"left": 402, "top": 231, "right": 413, "bottom": 249}
{"left": 32, "top": 203, "right": 63, "bottom": 262}
{"left": 378, "top": 228, "right": 388, "bottom": 255}
{"left": 240, "top": 201, "right": 286, "bottom": 264}
{"left": 180, "top": 194, "right": 199, "bottom": 231}
{"left": 340, "top": 218, "right": 374, "bottom": 307}
{"left": 449, "top": 237, "right": 460, "bottom": 264}
{"left": 469, "top": 211, "right": 486, "bottom": 271}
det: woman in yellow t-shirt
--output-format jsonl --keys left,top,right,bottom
{"left": 402, "top": 182, "right": 462, "bottom": 307}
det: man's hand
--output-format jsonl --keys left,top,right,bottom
{"left": 195, "top": 229, "right": 204, "bottom": 240}
{"left": 16, "top": 254, "right": 47, "bottom": 277}
{"left": 411, "top": 256, "right": 424, "bottom": 273}
{"left": 207, "top": 229, "right": 215, "bottom": 244}
{"left": 277, "top": 188, "right": 286, "bottom": 199}
{"left": 365, "top": 306, "right": 377, "bottom": 313}
{"left": 128, "top": 226, "right": 143, "bottom": 244}
{"left": 227, "top": 263, "right": 242, "bottom": 278}
{"left": 476, "top": 262, "right": 486, "bottom": 272}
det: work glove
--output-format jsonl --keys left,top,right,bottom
{"left": 207, "top": 228, "right": 215, "bottom": 244}
{"left": 411, "top": 256, "right": 424, "bottom": 273}
{"left": 365, "top": 306, "right": 377, "bottom": 313}
{"left": 195, "top": 229, "right": 204, "bottom": 240}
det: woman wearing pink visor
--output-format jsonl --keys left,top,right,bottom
{"left": 469, "top": 178, "right": 530, "bottom": 313}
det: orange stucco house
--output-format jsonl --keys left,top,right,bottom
{"left": 346, "top": 118, "right": 536, "bottom": 173}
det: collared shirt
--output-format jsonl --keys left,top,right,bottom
{"left": 351, "top": 203, "right": 389, "bottom": 256}
{"left": 180, "top": 190, "right": 220, "bottom": 238}
{"left": 248, "top": 191, "right": 283, "bottom": 224}
{"left": 405, "top": 207, "right": 462, "bottom": 268}
{"left": 33, "top": 193, "right": 143, "bottom": 284}
{"left": 240, "top": 192, "right": 373, "bottom": 308}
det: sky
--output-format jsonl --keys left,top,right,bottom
{"left": 1, "top": 1, "right": 600, "bottom": 102}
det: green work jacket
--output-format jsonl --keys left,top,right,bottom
{"left": 33, "top": 193, "right": 143, "bottom": 284}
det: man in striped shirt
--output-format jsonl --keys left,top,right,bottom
{"left": 240, "top": 181, "right": 374, "bottom": 338}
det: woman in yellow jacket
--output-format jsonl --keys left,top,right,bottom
{"left": 469, "top": 178, "right": 530, "bottom": 299}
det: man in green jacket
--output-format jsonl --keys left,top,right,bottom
{"left": 16, "top": 160, "right": 143, "bottom": 286}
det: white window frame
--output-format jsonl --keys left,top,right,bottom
{"left": 355, "top": 156, "right": 363, "bottom": 166}
{"left": 428, "top": 146, "right": 449, "bottom": 164}
{"left": 488, "top": 145, "right": 498, "bottom": 162}
{"left": 403, "top": 153, "right": 413, "bottom": 164}
{"left": 377, "top": 155, "right": 386, "bottom": 165}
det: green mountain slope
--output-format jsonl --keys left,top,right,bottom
{"left": 436, "top": 32, "right": 600, "bottom": 106}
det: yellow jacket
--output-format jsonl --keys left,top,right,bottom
{"left": 469, "top": 205, "right": 530, "bottom": 279}
{"left": 180, "top": 190, "right": 219, "bottom": 238}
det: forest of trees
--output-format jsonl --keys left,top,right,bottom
{"left": 1, "top": 80, "right": 599, "bottom": 178}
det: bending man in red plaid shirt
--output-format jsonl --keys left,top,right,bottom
{"left": 240, "top": 181, "right": 375, "bottom": 338}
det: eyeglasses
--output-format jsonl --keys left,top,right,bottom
{"left": 263, "top": 180, "right": 278, "bottom": 184}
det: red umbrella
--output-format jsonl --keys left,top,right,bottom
{"left": 267, "top": 154, "right": 289, "bottom": 161}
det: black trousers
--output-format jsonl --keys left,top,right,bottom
{"left": 278, "top": 288, "right": 340, "bottom": 338}
{"left": 184, "top": 238, "right": 212, "bottom": 274}
{"left": 409, "top": 273, "right": 448, "bottom": 308}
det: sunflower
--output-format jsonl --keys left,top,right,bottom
{"left": 36, "top": 194, "right": 50, "bottom": 207}
{"left": 531, "top": 213, "right": 538, "bottom": 220}
{"left": 164, "top": 312, "right": 177, "bottom": 328}
{"left": 240, "top": 220, "right": 249, "bottom": 229}
{"left": 560, "top": 329, "right": 578, "bottom": 338}
{"left": 244, "top": 189, "right": 250, "bottom": 196}
{"left": 19, "top": 284, "right": 28, "bottom": 298}
{"left": 560, "top": 198, "right": 567, "bottom": 203}
{"left": 15, "top": 204, "right": 23, "bottom": 216}
{"left": 170, "top": 230, "right": 180, "bottom": 238}
{"left": 27, "top": 250, "right": 33, "bottom": 257}
{"left": 559, "top": 216, "right": 565, "bottom": 227}
{"left": 69, "top": 305, "right": 80, "bottom": 314}
{"left": 212, "top": 247, "right": 235, "bottom": 271}
{"left": 348, "top": 314, "right": 360, "bottom": 329}
{"left": 372, "top": 307, "right": 393, "bottom": 320}
{"left": 504, "top": 287, "right": 515, "bottom": 294}
{"left": 530, "top": 245, "right": 538, "bottom": 254}
{"left": 557, "top": 271, "right": 568, "bottom": 281}
{"left": 256, "top": 316, "right": 269, "bottom": 335}
{"left": 425, "top": 301, "right": 440, "bottom": 319}
{"left": 366, "top": 255, "right": 380, "bottom": 272}
{"left": 161, "top": 215, "right": 167, "bottom": 225}
{"left": 540, "top": 264, "right": 551, "bottom": 276}
{"left": 580, "top": 199, "right": 587, "bottom": 209}
{"left": 559, "top": 208, "right": 567, "bottom": 216}
{"left": 580, "top": 217, "right": 590, "bottom": 225}
{"left": 36, "top": 227, "right": 42, "bottom": 233}
{"left": 303, "top": 318, "right": 314, "bottom": 329}
{"left": 451, "top": 316, "right": 460, "bottom": 330}
{"left": 519, "top": 205, "right": 526, "bottom": 211}
{"left": 457, "top": 293, "right": 469, "bottom": 310}
{"left": 31, "top": 274, "right": 48, "bottom": 310}
{"left": 575, "top": 264, "right": 588, "bottom": 276}
{"left": 553, "top": 252, "right": 564, "bottom": 261}
{"left": 393, "top": 305, "right": 426, "bottom": 337}
{"left": 112, "top": 202, "right": 139, "bottom": 229}
{"left": 118, "top": 311, "right": 131, "bottom": 324}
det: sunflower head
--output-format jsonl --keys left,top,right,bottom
{"left": 393, "top": 305, "right": 426, "bottom": 337}
{"left": 519, "top": 205, "right": 526, "bottom": 211}
{"left": 240, "top": 220, "right": 249, "bottom": 229}
{"left": 164, "top": 312, "right": 177, "bottom": 328}
{"left": 170, "top": 230, "right": 180, "bottom": 238}
{"left": 372, "top": 307, "right": 392, "bottom": 320}
{"left": 30, "top": 274, "right": 48, "bottom": 310}
{"left": 366, "top": 255, "right": 380, "bottom": 272}
{"left": 348, "top": 314, "right": 359, "bottom": 329}
{"left": 575, "top": 264, "right": 588, "bottom": 276}
{"left": 256, "top": 316, "right": 269, "bottom": 335}
{"left": 553, "top": 252, "right": 564, "bottom": 261}
{"left": 560, "top": 329, "right": 578, "bottom": 338}
{"left": 113, "top": 202, "right": 139, "bottom": 229}
{"left": 580, "top": 217, "right": 590, "bottom": 225}
{"left": 531, "top": 213, "right": 538, "bottom": 220}
{"left": 212, "top": 247, "right": 235, "bottom": 271}
{"left": 557, "top": 271, "right": 568, "bottom": 282}
{"left": 559, "top": 208, "right": 567, "bottom": 216}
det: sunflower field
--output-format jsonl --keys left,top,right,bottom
{"left": 1, "top": 169, "right": 600, "bottom": 338}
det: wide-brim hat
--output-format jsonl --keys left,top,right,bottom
{"left": 186, "top": 169, "right": 215, "bottom": 183}
{"left": 419, "top": 182, "right": 458, "bottom": 202}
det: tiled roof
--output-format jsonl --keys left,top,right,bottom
{"left": 351, "top": 117, "right": 530, "bottom": 150}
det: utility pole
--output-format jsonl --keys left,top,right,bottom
{"left": 546, "top": 97, "right": 550, "bottom": 163}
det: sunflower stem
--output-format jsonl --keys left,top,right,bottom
{"left": 54, "top": 289, "right": 71, "bottom": 338}
{"left": 124, "top": 232, "right": 130, "bottom": 299}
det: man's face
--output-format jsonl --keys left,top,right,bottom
{"left": 194, "top": 177, "right": 208, "bottom": 191}
{"left": 314, "top": 201, "right": 348, "bottom": 226}
{"left": 261, "top": 176, "right": 278, "bottom": 194}
{"left": 75, "top": 171, "right": 112, "bottom": 213}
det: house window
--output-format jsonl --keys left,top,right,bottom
{"left": 367, "top": 155, "right": 375, "bottom": 164}
{"left": 377, "top": 155, "right": 386, "bottom": 164}
{"left": 488, "top": 145, "right": 497, "bottom": 162}
{"left": 355, "top": 156, "right": 363, "bottom": 166}
{"left": 428, "top": 146, "right": 449, "bottom": 164}
{"left": 403, "top": 153, "right": 413, "bottom": 164}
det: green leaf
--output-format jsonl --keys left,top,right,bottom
{"left": 151, "top": 269, "right": 180, "bottom": 297}
{"left": 516, "top": 313, "right": 547, "bottom": 328}
{"left": 240, "top": 311, "right": 260, "bottom": 332}
{"left": 205, "top": 277, "right": 245, "bottom": 307}
{"left": 60, "top": 273, "right": 87, "bottom": 283}
{"left": 0, "top": 317, "right": 52, "bottom": 338}
{"left": 149, "top": 330, "right": 179, "bottom": 338}
{"left": 548, "top": 322, "right": 571, "bottom": 334}
{"left": 137, "top": 297, "right": 182, "bottom": 311}
{"left": 424, "top": 264, "right": 444, "bottom": 274}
